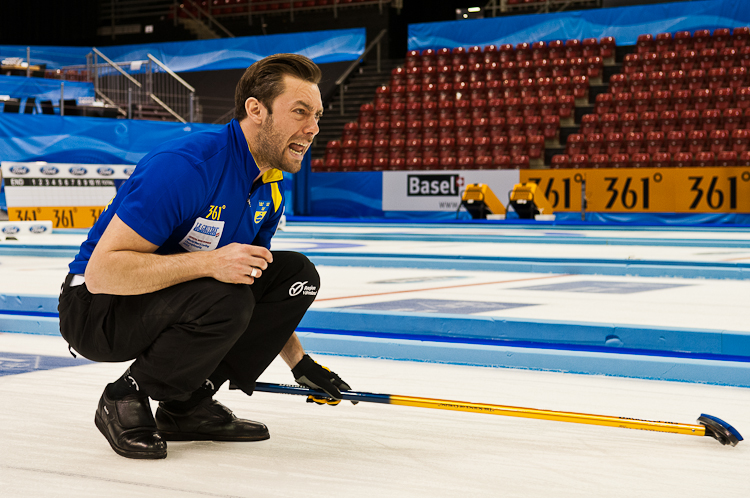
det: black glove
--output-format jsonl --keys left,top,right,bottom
{"left": 292, "top": 354, "right": 353, "bottom": 405}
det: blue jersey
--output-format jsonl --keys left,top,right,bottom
{"left": 69, "top": 120, "right": 284, "bottom": 275}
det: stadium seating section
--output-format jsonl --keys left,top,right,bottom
{"left": 313, "top": 27, "right": 750, "bottom": 172}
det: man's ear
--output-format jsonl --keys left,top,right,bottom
{"left": 245, "top": 97, "right": 265, "bottom": 125}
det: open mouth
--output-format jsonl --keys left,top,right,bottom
{"left": 288, "top": 142, "right": 308, "bottom": 157}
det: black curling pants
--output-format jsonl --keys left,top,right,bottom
{"left": 58, "top": 251, "right": 319, "bottom": 401}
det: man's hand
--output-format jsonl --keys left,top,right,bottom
{"left": 208, "top": 243, "right": 273, "bottom": 285}
{"left": 292, "top": 355, "right": 354, "bottom": 405}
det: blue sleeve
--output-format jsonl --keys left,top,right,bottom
{"left": 116, "top": 152, "right": 209, "bottom": 246}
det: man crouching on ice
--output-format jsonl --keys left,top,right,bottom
{"left": 58, "top": 53, "right": 351, "bottom": 459}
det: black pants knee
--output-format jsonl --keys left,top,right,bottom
{"left": 58, "top": 251, "right": 319, "bottom": 401}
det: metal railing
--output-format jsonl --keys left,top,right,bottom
{"left": 335, "top": 29, "right": 387, "bottom": 115}
{"left": 85, "top": 47, "right": 200, "bottom": 123}
{"left": 176, "top": 0, "right": 235, "bottom": 38}
{"left": 484, "top": 0, "right": 600, "bottom": 15}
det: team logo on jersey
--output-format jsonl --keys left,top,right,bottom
{"left": 40, "top": 166, "right": 59, "bottom": 176}
{"left": 69, "top": 166, "right": 87, "bottom": 176}
{"left": 254, "top": 201, "right": 270, "bottom": 224}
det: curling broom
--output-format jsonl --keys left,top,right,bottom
{"left": 254, "top": 382, "right": 743, "bottom": 446}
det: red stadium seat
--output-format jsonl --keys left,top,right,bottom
{"left": 614, "top": 92, "right": 632, "bottom": 115}
{"left": 666, "top": 130, "right": 686, "bottom": 154}
{"left": 585, "top": 133, "right": 604, "bottom": 155}
{"left": 542, "top": 115, "right": 560, "bottom": 140}
{"left": 565, "top": 133, "right": 584, "bottom": 155}
{"left": 732, "top": 129, "right": 750, "bottom": 153}
{"left": 595, "top": 92, "right": 613, "bottom": 114}
{"left": 728, "top": 67, "right": 748, "bottom": 90}
{"left": 701, "top": 109, "right": 722, "bottom": 131}
{"left": 694, "top": 151, "right": 715, "bottom": 166}
{"left": 688, "top": 69, "right": 706, "bottom": 91}
{"left": 570, "top": 154, "right": 589, "bottom": 169}
{"left": 629, "top": 72, "right": 647, "bottom": 94}
{"left": 653, "top": 90, "right": 672, "bottom": 112}
{"left": 679, "top": 49, "right": 697, "bottom": 72}
{"left": 661, "top": 51, "right": 678, "bottom": 72}
{"left": 716, "top": 150, "right": 737, "bottom": 166}
{"left": 707, "top": 67, "right": 727, "bottom": 90}
{"left": 565, "top": 39, "right": 582, "bottom": 59}
{"left": 589, "top": 154, "right": 609, "bottom": 168}
{"left": 649, "top": 71, "right": 667, "bottom": 93}
{"left": 688, "top": 130, "right": 707, "bottom": 154}
{"left": 630, "top": 153, "right": 650, "bottom": 168}
{"left": 640, "top": 112, "right": 659, "bottom": 133}
{"left": 700, "top": 48, "right": 718, "bottom": 71}
{"left": 511, "top": 155, "right": 530, "bottom": 169}
{"left": 642, "top": 53, "right": 660, "bottom": 73}
{"left": 601, "top": 113, "right": 619, "bottom": 135}
{"left": 621, "top": 112, "right": 639, "bottom": 134}
{"left": 709, "top": 129, "right": 729, "bottom": 153}
{"left": 625, "top": 131, "right": 644, "bottom": 154}
{"left": 674, "top": 31, "right": 692, "bottom": 50}
{"left": 558, "top": 95, "right": 574, "bottom": 118}
{"left": 605, "top": 132, "right": 624, "bottom": 155}
{"left": 680, "top": 109, "right": 700, "bottom": 133}
{"left": 694, "top": 30, "right": 712, "bottom": 51}
{"left": 551, "top": 154, "right": 570, "bottom": 169}
{"left": 652, "top": 152, "right": 671, "bottom": 168}
{"left": 622, "top": 54, "right": 641, "bottom": 75}
{"left": 527, "top": 135, "right": 544, "bottom": 158}
{"left": 656, "top": 32, "right": 673, "bottom": 52}
{"left": 600, "top": 37, "right": 616, "bottom": 60}
{"left": 646, "top": 131, "right": 665, "bottom": 154}
{"left": 672, "top": 152, "right": 693, "bottom": 167}
{"left": 633, "top": 91, "right": 651, "bottom": 113}
{"left": 668, "top": 70, "right": 686, "bottom": 92}
{"left": 692, "top": 88, "right": 712, "bottom": 111}
{"left": 713, "top": 28, "right": 732, "bottom": 50}
{"left": 608, "top": 153, "right": 628, "bottom": 168}
{"left": 636, "top": 34, "right": 654, "bottom": 54}
{"left": 509, "top": 135, "right": 527, "bottom": 157}
{"left": 740, "top": 150, "right": 750, "bottom": 166}
{"left": 582, "top": 38, "right": 599, "bottom": 59}
{"left": 581, "top": 113, "right": 599, "bottom": 134}
{"left": 724, "top": 108, "right": 744, "bottom": 131}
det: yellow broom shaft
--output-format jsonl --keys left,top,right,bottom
{"left": 389, "top": 395, "right": 706, "bottom": 437}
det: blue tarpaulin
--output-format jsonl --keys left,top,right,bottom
{"left": 0, "top": 75, "right": 93, "bottom": 101}
{"left": 0, "top": 114, "right": 220, "bottom": 164}
{"left": 0, "top": 28, "right": 365, "bottom": 72}
{"left": 408, "top": 0, "right": 750, "bottom": 51}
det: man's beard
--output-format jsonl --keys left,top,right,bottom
{"left": 252, "top": 114, "right": 302, "bottom": 174}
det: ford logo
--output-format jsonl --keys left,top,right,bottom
{"left": 40, "top": 166, "right": 59, "bottom": 175}
{"left": 9, "top": 165, "right": 29, "bottom": 175}
{"left": 69, "top": 166, "right": 88, "bottom": 176}
{"left": 124, "top": 166, "right": 135, "bottom": 176}
{"left": 29, "top": 224, "right": 48, "bottom": 234}
{"left": 97, "top": 167, "right": 115, "bottom": 176}
{"left": 2, "top": 226, "right": 20, "bottom": 235}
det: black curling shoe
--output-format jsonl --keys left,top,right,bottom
{"left": 94, "top": 390, "right": 167, "bottom": 459}
{"left": 155, "top": 398, "right": 270, "bottom": 442}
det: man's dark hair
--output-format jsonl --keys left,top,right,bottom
{"left": 234, "top": 53, "right": 322, "bottom": 121}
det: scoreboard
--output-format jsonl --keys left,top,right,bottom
{"left": 2, "top": 162, "right": 134, "bottom": 229}
{"left": 521, "top": 166, "right": 750, "bottom": 214}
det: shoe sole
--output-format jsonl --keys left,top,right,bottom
{"left": 158, "top": 430, "right": 270, "bottom": 442}
{"left": 95, "top": 414, "right": 167, "bottom": 459}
